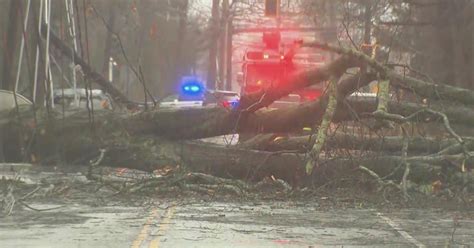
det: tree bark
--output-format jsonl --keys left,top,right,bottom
{"left": 237, "top": 132, "right": 474, "bottom": 155}
{"left": 1, "top": 110, "right": 451, "bottom": 186}
{"left": 389, "top": 71, "right": 474, "bottom": 106}
{"left": 306, "top": 76, "right": 339, "bottom": 174}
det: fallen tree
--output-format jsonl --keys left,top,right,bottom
{"left": 2, "top": 28, "right": 474, "bottom": 194}
{"left": 237, "top": 132, "right": 474, "bottom": 155}
{"left": 2, "top": 93, "right": 472, "bottom": 188}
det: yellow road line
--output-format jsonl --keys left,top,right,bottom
{"left": 131, "top": 208, "right": 160, "bottom": 248}
{"left": 149, "top": 206, "right": 176, "bottom": 248}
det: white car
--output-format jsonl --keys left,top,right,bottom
{"left": 53, "top": 88, "right": 113, "bottom": 110}
{"left": 158, "top": 94, "right": 203, "bottom": 109}
{"left": 204, "top": 90, "right": 239, "bottom": 109}
{"left": 159, "top": 90, "right": 240, "bottom": 109}
{"left": 0, "top": 90, "right": 32, "bottom": 112}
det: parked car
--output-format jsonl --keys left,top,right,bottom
{"left": 0, "top": 90, "right": 33, "bottom": 111}
{"left": 53, "top": 88, "right": 113, "bottom": 110}
{"left": 0, "top": 90, "right": 32, "bottom": 127}
{"left": 0, "top": 90, "right": 32, "bottom": 112}
{"left": 204, "top": 90, "right": 240, "bottom": 109}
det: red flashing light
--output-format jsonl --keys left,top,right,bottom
{"left": 221, "top": 101, "right": 231, "bottom": 108}
{"left": 302, "top": 90, "right": 322, "bottom": 101}
{"left": 221, "top": 100, "right": 239, "bottom": 109}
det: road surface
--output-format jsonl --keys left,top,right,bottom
{"left": 1, "top": 201, "right": 473, "bottom": 247}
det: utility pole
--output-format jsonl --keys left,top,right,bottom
{"left": 362, "top": 0, "right": 372, "bottom": 57}
{"left": 218, "top": 0, "right": 229, "bottom": 90}
{"left": 225, "top": 18, "right": 233, "bottom": 91}
{"left": 207, "top": 0, "right": 220, "bottom": 90}
{"left": 1, "top": 0, "right": 22, "bottom": 90}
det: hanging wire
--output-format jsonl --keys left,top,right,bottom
{"left": 15, "top": 0, "right": 37, "bottom": 130}
{"left": 9, "top": 0, "right": 32, "bottom": 162}
{"left": 43, "top": 0, "right": 54, "bottom": 111}
{"left": 14, "top": 0, "right": 32, "bottom": 93}
{"left": 17, "top": 0, "right": 34, "bottom": 100}
{"left": 65, "top": 0, "right": 79, "bottom": 106}
{"left": 20, "top": 0, "right": 41, "bottom": 159}
{"left": 33, "top": 0, "right": 44, "bottom": 104}
{"left": 73, "top": 0, "right": 94, "bottom": 129}
{"left": 82, "top": 0, "right": 95, "bottom": 125}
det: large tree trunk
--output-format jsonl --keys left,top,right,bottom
{"left": 23, "top": 32, "right": 474, "bottom": 140}
{"left": 237, "top": 133, "right": 473, "bottom": 155}
{"left": 1, "top": 107, "right": 452, "bottom": 186}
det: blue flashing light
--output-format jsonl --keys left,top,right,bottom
{"left": 180, "top": 76, "right": 205, "bottom": 97}
{"left": 181, "top": 83, "right": 203, "bottom": 95}
{"left": 190, "top": 85, "right": 200, "bottom": 92}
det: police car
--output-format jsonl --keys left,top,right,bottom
{"left": 159, "top": 77, "right": 239, "bottom": 109}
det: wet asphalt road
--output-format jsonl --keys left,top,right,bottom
{"left": 1, "top": 201, "right": 473, "bottom": 248}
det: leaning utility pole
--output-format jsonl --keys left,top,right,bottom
{"left": 1, "top": 0, "right": 22, "bottom": 90}
{"left": 207, "top": 0, "right": 220, "bottom": 90}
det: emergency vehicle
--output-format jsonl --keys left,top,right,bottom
{"left": 237, "top": 31, "right": 325, "bottom": 104}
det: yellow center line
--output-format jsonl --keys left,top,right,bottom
{"left": 149, "top": 205, "right": 176, "bottom": 248}
{"left": 131, "top": 208, "right": 160, "bottom": 248}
